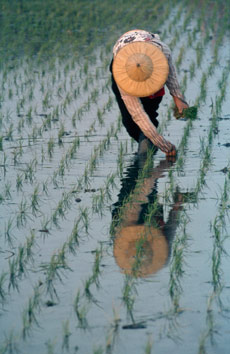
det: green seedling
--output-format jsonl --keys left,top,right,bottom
{"left": 73, "top": 290, "right": 88, "bottom": 329}
{"left": 92, "top": 189, "right": 105, "bottom": 216}
{"left": 0, "top": 135, "right": 3, "bottom": 151}
{"left": 31, "top": 185, "right": 41, "bottom": 215}
{"left": 174, "top": 106, "right": 198, "bottom": 120}
{"left": 26, "top": 106, "right": 33, "bottom": 125}
{"left": 62, "top": 319, "right": 71, "bottom": 351}
{"left": 12, "top": 148, "right": 21, "bottom": 165}
{"left": 93, "top": 346, "right": 104, "bottom": 354}
{"left": 47, "top": 137, "right": 55, "bottom": 158}
{"left": 5, "top": 123, "right": 14, "bottom": 141}
{"left": 0, "top": 192, "right": 4, "bottom": 204}
{"left": 25, "top": 230, "right": 36, "bottom": 261}
{"left": 145, "top": 336, "right": 153, "bottom": 354}
{"left": 91, "top": 247, "right": 103, "bottom": 287}
{"left": 83, "top": 277, "right": 95, "bottom": 302}
{"left": 58, "top": 123, "right": 65, "bottom": 145}
{"left": 22, "top": 285, "right": 41, "bottom": 339}
{"left": 0, "top": 330, "right": 19, "bottom": 354}
{"left": 45, "top": 339, "right": 56, "bottom": 354}
{"left": 17, "top": 199, "right": 30, "bottom": 228}
{"left": 0, "top": 272, "right": 7, "bottom": 303}
{"left": 39, "top": 216, "right": 50, "bottom": 234}
{"left": 8, "top": 257, "right": 19, "bottom": 291}
{"left": 4, "top": 181, "right": 12, "bottom": 200}
{"left": 105, "top": 310, "right": 120, "bottom": 354}
{"left": 122, "top": 276, "right": 136, "bottom": 323}
{"left": 17, "top": 245, "right": 26, "bottom": 277}
{"left": 42, "top": 179, "right": 49, "bottom": 196}
{"left": 5, "top": 217, "right": 14, "bottom": 246}
{"left": 23, "top": 158, "right": 37, "bottom": 184}
{"left": 67, "top": 220, "right": 80, "bottom": 254}
{"left": 79, "top": 207, "right": 90, "bottom": 234}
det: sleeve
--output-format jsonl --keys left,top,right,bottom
{"left": 166, "top": 53, "right": 184, "bottom": 99}
{"left": 118, "top": 87, "right": 173, "bottom": 153}
{"left": 160, "top": 43, "right": 186, "bottom": 101}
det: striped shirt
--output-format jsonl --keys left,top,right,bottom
{"left": 113, "top": 29, "right": 185, "bottom": 153}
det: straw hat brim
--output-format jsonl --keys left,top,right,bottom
{"left": 112, "top": 41, "right": 169, "bottom": 97}
{"left": 113, "top": 225, "right": 169, "bottom": 277}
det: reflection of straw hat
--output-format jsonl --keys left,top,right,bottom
{"left": 113, "top": 225, "right": 169, "bottom": 277}
{"left": 112, "top": 42, "right": 169, "bottom": 97}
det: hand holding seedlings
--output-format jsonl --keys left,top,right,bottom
{"left": 174, "top": 105, "right": 198, "bottom": 120}
{"left": 111, "top": 29, "right": 187, "bottom": 158}
{"left": 166, "top": 144, "right": 177, "bottom": 157}
{"left": 173, "top": 96, "right": 189, "bottom": 113}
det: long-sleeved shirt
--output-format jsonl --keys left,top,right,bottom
{"left": 113, "top": 29, "right": 185, "bottom": 153}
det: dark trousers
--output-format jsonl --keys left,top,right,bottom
{"left": 110, "top": 60, "right": 162, "bottom": 142}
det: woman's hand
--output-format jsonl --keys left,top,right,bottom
{"left": 166, "top": 144, "right": 177, "bottom": 157}
{"left": 173, "top": 96, "right": 189, "bottom": 113}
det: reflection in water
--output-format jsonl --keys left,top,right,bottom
{"left": 111, "top": 154, "right": 187, "bottom": 278}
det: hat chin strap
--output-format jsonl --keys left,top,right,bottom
{"left": 125, "top": 53, "right": 153, "bottom": 82}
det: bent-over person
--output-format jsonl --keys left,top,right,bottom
{"left": 110, "top": 29, "right": 189, "bottom": 157}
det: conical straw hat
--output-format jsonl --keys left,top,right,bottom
{"left": 112, "top": 41, "right": 169, "bottom": 97}
{"left": 113, "top": 225, "right": 169, "bottom": 277}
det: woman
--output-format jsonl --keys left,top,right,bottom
{"left": 110, "top": 29, "right": 188, "bottom": 156}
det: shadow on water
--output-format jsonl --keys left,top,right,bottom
{"left": 111, "top": 152, "right": 191, "bottom": 278}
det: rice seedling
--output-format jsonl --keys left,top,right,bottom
{"left": 66, "top": 222, "right": 80, "bottom": 255}
{"left": 105, "top": 307, "right": 120, "bottom": 354}
{"left": 8, "top": 256, "right": 19, "bottom": 291}
{"left": 30, "top": 185, "right": 41, "bottom": 215}
{"left": 73, "top": 290, "right": 88, "bottom": 329}
{"left": 58, "top": 123, "right": 65, "bottom": 145}
{"left": 0, "top": 272, "right": 7, "bottom": 304}
{"left": 93, "top": 346, "right": 104, "bottom": 354}
{"left": 4, "top": 181, "right": 12, "bottom": 200}
{"left": 4, "top": 217, "right": 15, "bottom": 246}
{"left": 90, "top": 247, "right": 103, "bottom": 288}
{"left": 61, "top": 319, "right": 71, "bottom": 352}
{"left": 42, "top": 178, "right": 50, "bottom": 196}
{"left": 92, "top": 189, "right": 107, "bottom": 216}
{"left": 78, "top": 207, "right": 90, "bottom": 234}
{"left": 0, "top": 331, "right": 19, "bottom": 354}
{"left": 23, "top": 158, "right": 37, "bottom": 184}
{"left": 16, "top": 199, "right": 31, "bottom": 228}
{"left": 0, "top": 136, "right": 3, "bottom": 151}
{"left": 25, "top": 230, "right": 36, "bottom": 262}
{"left": 45, "top": 339, "right": 56, "bottom": 354}
{"left": 47, "top": 137, "right": 55, "bottom": 159}
{"left": 144, "top": 336, "right": 153, "bottom": 354}
{"left": 22, "top": 285, "right": 41, "bottom": 339}
{"left": 39, "top": 215, "right": 51, "bottom": 234}
{"left": 168, "top": 215, "right": 190, "bottom": 313}
{"left": 42, "top": 92, "right": 50, "bottom": 110}
{"left": 122, "top": 276, "right": 137, "bottom": 323}
{"left": 16, "top": 245, "right": 27, "bottom": 277}
{"left": 16, "top": 174, "right": 23, "bottom": 192}
{"left": 117, "top": 142, "right": 125, "bottom": 177}
{"left": 175, "top": 46, "right": 185, "bottom": 70}
{"left": 41, "top": 253, "right": 70, "bottom": 299}
{"left": 0, "top": 152, "right": 8, "bottom": 175}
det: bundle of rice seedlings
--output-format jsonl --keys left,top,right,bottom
{"left": 174, "top": 106, "right": 198, "bottom": 120}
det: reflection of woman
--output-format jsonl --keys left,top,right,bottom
{"left": 111, "top": 156, "right": 185, "bottom": 277}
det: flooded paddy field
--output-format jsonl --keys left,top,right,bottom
{"left": 0, "top": 0, "right": 230, "bottom": 353}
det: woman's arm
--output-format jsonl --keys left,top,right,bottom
{"left": 119, "top": 87, "right": 175, "bottom": 154}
